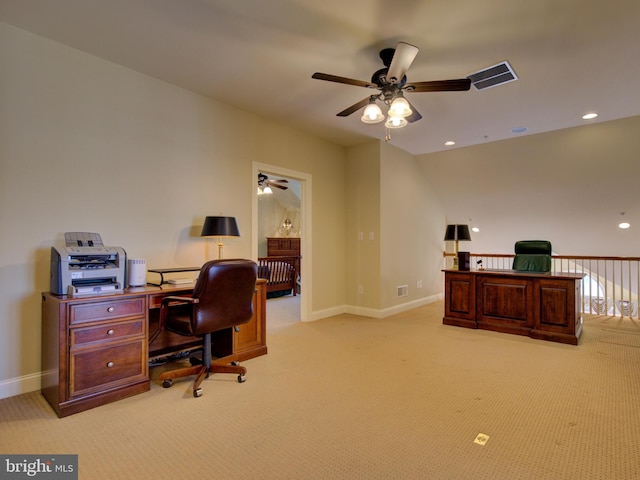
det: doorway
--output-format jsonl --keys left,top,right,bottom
{"left": 252, "top": 162, "right": 311, "bottom": 323}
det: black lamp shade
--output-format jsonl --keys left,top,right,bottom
{"left": 444, "top": 224, "right": 471, "bottom": 241}
{"left": 201, "top": 216, "right": 240, "bottom": 237}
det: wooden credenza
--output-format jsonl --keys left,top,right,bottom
{"left": 267, "top": 237, "right": 300, "bottom": 257}
{"left": 443, "top": 270, "right": 584, "bottom": 345}
{"left": 41, "top": 279, "right": 267, "bottom": 417}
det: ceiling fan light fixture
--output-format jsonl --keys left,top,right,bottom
{"left": 388, "top": 95, "right": 412, "bottom": 118}
{"left": 361, "top": 101, "right": 384, "bottom": 124}
{"left": 263, "top": 185, "right": 273, "bottom": 194}
{"left": 385, "top": 115, "right": 407, "bottom": 129}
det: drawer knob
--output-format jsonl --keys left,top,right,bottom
{"left": 107, "top": 361, "right": 115, "bottom": 368}
{"left": 107, "top": 329, "right": 115, "bottom": 336}
{"left": 107, "top": 307, "right": 115, "bottom": 313}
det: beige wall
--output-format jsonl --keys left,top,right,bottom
{"left": 0, "top": 22, "right": 347, "bottom": 394}
{"left": 380, "top": 142, "right": 446, "bottom": 310}
{"left": 418, "top": 116, "right": 640, "bottom": 257}
{"left": 346, "top": 142, "right": 381, "bottom": 310}
{"left": 346, "top": 141, "right": 446, "bottom": 315}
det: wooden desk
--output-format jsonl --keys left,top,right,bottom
{"left": 443, "top": 270, "right": 584, "bottom": 345}
{"left": 41, "top": 279, "right": 267, "bottom": 417}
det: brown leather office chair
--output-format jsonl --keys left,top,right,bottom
{"left": 155, "top": 259, "right": 258, "bottom": 397}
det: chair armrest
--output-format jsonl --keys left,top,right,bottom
{"left": 160, "top": 295, "right": 199, "bottom": 307}
{"left": 150, "top": 296, "right": 199, "bottom": 344}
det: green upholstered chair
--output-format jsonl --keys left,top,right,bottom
{"left": 512, "top": 240, "right": 552, "bottom": 272}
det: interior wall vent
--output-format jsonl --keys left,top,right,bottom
{"left": 397, "top": 285, "right": 408, "bottom": 297}
{"left": 467, "top": 61, "right": 518, "bottom": 91}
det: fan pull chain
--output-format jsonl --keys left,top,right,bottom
{"left": 384, "top": 127, "right": 392, "bottom": 142}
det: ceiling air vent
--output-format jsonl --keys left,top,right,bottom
{"left": 467, "top": 61, "right": 517, "bottom": 91}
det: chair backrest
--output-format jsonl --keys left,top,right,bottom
{"left": 512, "top": 240, "right": 552, "bottom": 272}
{"left": 190, "top": 259, "right": 258, "bottom": 336}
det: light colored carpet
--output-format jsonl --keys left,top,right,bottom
{"left": 266, "top": 293, "right": 300, "bottom": 332}
{"left": 1, "top": 301, "right": 640, "bottom": 479}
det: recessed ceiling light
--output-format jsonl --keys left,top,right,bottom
{"left": 511, "top": 127, "right": 527, "bottom": 134}
{"left": 618, "top": 211, "right": 630, "bottom": 229}
{"left": 582, "top": 113, "right": 598, "bottom": 120}
{"left": 472, "top": 227, "right": 480, "bottom": 233}
{"left": 444, "top": 141, "right": 456, "bottom": 146}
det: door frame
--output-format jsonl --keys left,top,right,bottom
{"left": 252, "top": 162, "right": 312, "bottom": 322}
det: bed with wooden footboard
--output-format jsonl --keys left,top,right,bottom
{"left": 257, "top": 256, "right": 300, "bottom": 298}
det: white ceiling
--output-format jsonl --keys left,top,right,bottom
{"left": 1, "top": 0, "right": 639, "bottom": 155}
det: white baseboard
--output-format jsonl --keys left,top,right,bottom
{"left": 309, "top": 304, "right": 347, "bottom": 321}
{"left": 309, "top": 293, "right": 442, "bottom": 322}
{"left": 0, "top": 372, "right": 41, "bottom": 400}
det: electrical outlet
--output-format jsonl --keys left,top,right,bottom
{"left": 358, "top": 285, "right": 364, "bottom": 294}
{"left": 358, "top": 232, "right": 364, "bottom": 240}
{"left": 474, "top": 433, "right": 490, "bottom": 446}
{"left": 416, "top": 280, "right": 423, "bottom": 289}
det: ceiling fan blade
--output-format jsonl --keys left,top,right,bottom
{"left": 405, "top": 100, "right": 422, "bottom": 123}
{"left": 312, "top": 73, "right": 377, "bottom": 89}
{"left": 405, "top": 78, "right": 472, "bottom": 92}
{"left": 270, "top": 183, "right": 288, "bottom": 190}
{"left": 386, "top": 42, "right": 419, "bottom": 85}
{"left": 337, "top": 97, "right": 372, "bottom": 117}
{"left": 270, "top": 179, "right": 288, "bottom": 183}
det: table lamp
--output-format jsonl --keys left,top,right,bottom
{"left": 201, "top": 216, "right": 240, "bottom": 259}
{"left": 444, "top": 224, "right": 471, "bottom": 270}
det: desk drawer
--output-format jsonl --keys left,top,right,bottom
{"left": 69, "top": 341, "right": 146, "bottom": 398}
{"left": 69, "top": 297, "right": 145, "bottom": 325}
{"left": 70, "top": 319, "right": 144, "bottom": 347}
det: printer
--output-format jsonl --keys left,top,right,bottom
{"left": 50, "top": 232, "right": 126, "bottom": 296}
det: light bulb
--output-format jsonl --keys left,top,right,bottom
{"left": 385, "top": 115, "right": 407, "bottom": 128}
{"left": 361, "top": 103, "right": 384, "bottom": 124}
{"left": 388, "top": 96, "right": 412, "bottom": 118}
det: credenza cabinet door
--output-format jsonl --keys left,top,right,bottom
{"left": 234, "top": 280, "right": 267, "bottom": 360}
{"left": 443, "top": 272, "right": 476, "bottom": 328}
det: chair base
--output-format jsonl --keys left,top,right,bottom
{"left": 159, "top": 361, "right": 247, "bottom": 397}
{"left": 156, "top": 332, "right": 247, "bottom": 397}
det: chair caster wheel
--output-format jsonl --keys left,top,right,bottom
{"left": 162, "top": 379, "right": 173, "bottom": 388}
{"left": 231, "top": 361, "right": 240, "bottom": 366}
{"left": 237, "top": 375, "right": 246, "bottom": 383}
{"left": 193, "top": 388, "right": 203, "bottom": 398}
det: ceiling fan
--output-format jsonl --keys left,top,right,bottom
{"left": 257, "top": 172, "right": 288, "bottom": 195}
{"left": 312, "top": 42, "right": 471, "bottom": 131}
